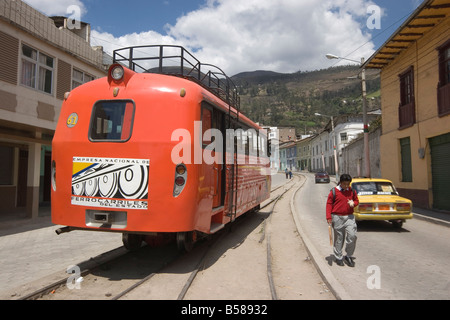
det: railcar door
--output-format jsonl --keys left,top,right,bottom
{"left": 201, "top": 103, "right": 224, "bottom": 208}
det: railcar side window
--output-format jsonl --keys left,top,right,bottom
{"left": 89, "top": 100, "right": 135, "bottom": 141}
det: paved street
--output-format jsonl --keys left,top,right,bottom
{"left": 294, "top": 173, "right": 450, "bottom": 299}
{"left": 0, "top": 173, "right": 289, "bottom": 299}
{"left": 0, "top": 172, "right": 449, "bottom": 299}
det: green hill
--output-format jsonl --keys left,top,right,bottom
{"left": 231, "top": 65, "right": 381, "bottom": 134}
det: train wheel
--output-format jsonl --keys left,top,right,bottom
{"left": 122, "top": 233, "right": 143, "bottom": 251}
{"left": 176, "top": 231, "right": 196, "bottom": 252}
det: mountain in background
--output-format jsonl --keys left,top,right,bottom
{"left": 231, "top": 65, "right": 381, "bottom": 135}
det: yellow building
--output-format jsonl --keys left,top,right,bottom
{"left": 364, "top": 0, "right": 450, "bottom": 211}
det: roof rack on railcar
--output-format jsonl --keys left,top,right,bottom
{"left": 112, "top": 45, "right": 240, "bottom": 112}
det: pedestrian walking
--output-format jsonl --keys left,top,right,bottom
{"left": 326, "top": 174, "right": 359, "bottom": 267}
{"left": 285, "top": 168, "right": 289, "bottom": 179}
{"left": 289, "top": 170, "right": 292, "bottom": 179}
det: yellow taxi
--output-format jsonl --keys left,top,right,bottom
{"left": 351, "top": 178, "right": 413, "bottom": 228}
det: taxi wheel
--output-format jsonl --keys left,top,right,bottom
{"left": 392, "top": 220, "right": 403, "bottom": 229}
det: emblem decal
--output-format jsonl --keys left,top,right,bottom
{"left": 71, "top": 157, "right": 149, "bottom": 210}
{"left": 66, "top": 113, "right": 78, "bottom": 128}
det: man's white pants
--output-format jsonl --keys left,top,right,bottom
{"left": 332, "top": 214, "right": 357, "bottom": 260}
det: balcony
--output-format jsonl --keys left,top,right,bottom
{"left": 398, "top": 101, "right": 416, "bottom": 129}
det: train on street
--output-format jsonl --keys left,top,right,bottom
{"left": 51, "top": 45, "right": 271, "bottom": 251}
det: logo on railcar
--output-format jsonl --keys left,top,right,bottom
{"left": 66, "top": 113, "right": 78, "bottom": 128}
{"left": 71, "top": 157, "right": 149, "bottom": 210}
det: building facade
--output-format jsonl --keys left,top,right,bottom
{"left": 364, "top": 0, "right": 450, "bottom": 211}
{"left": 308, "top": 114, "right": 379, "bottom": 174}
{"left": 297, "top": 135, "right": 313, "bottom": 171}
{"left": 0, "top": 0, "right": 108, "bottom": 219}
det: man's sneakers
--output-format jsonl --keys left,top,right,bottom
{"left": 344, "top": 256, "right": 355, "bottom": 267}
{"left": 335, "top": 258, "right": 344, "bottom": 266}
{"left": 335, "top": 256, "right": 355, "bottom": 267}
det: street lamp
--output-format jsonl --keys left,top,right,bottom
{"left": 315, "top": 112, "right": 338, "bottom": 181}
{"left": 326, "top": 54, "right": 370, "bottom": 178}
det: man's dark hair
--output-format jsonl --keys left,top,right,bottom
{"left": 339, "top": 174, "right": 352, "bottom": 183}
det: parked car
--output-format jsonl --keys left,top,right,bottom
{"left": 350, "top": 178, "right": 413, "bottom": 228}
{"left": 315, "top": 171, "right": 330, "bottom": 183}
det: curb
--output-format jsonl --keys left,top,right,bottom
{"left": 289, "top": 174, "right": 352, "bottom": 300}
{"left": 412, "top": 212, "right": 450, "bottom": 228}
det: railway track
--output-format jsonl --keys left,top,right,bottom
{"left": 17, "top": 175, "right": 332, "bottom": 301}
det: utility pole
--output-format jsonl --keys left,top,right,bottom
{"left": 361, "top": 57, "right": 370, "bottom": 178}
{"left": 326, "top": 54, "right": 371, "bottom": 178}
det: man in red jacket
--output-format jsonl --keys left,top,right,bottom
{"left": 326, "top": 174, "right": 359, "bottom": 267}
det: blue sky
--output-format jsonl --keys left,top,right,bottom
{"left": 82, "top": 0, "right": 203, "bottom": 36}
{"left": 24, "top": 0, "right": 423, "bottom": 75}
{"left": 81, "top": 0, "right": 420, "bottom": 49}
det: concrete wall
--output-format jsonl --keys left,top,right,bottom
{"left": 341, "top": 127, "right": 381, "bottom": 179}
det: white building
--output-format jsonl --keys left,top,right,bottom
{"left": 310, "top": 130, "right": 329, "bottom": 172}
{"left": 263, "top": 126, "right": 280, "bottom": 173}
{"left": 321, "top": 114, "right": 379, "bottom": 176}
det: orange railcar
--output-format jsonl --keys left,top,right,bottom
{"left": 51, "top": 45, "right": 271, "bottom": 251}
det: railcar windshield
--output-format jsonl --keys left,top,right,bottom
{"left": 89, "top": 100, "right": 135, "bottom": 142}
{"left": 352, "top": 181, "right": 399, "bottom": 196}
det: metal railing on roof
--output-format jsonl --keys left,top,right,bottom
{"left": 113, "top": 45, "right": 240, "bottom": 111}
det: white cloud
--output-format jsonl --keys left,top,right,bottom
{"left": 23, "top": 0, "right": 86, "bottom": 17}
{"left": 167, "top": 0, "right": 376, "bottom": 74}
{"left": 28, "top": 0, "right": 377, "bottom": 75}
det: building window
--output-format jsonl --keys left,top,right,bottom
{"left": 21, "top": 44, "right": 54, "bottom": 94}
{"left": 400, "top": 137, "right": 412, "bottom": 182}
{"left": 398, "top": 66, "right": 415, "bottom": 129}
{"left": 340, "top": 132, "right": 348, "bottom": 143}
{"left": 72, "top": 68, "right": 95, "bottom": 90}
{"left": 438, "top": 40, "right": 450, "bottom": 117}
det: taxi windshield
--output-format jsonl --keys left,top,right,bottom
{"left": 352, "top": 181, "right": 398, "bottom": 196}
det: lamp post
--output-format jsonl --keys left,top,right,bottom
{"left": 325, "top": 54, "right": 370, "bottom": 178}
{"left": 315, "top": 112, "right": 338, "bottom": 181}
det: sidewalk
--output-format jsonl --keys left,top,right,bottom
{"left": 0, "top": 208, "right": 123, "bottom": 298}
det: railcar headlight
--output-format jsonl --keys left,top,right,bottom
{"left": 175, "top": 176, "right": 185, "bottom": 186}
{"left": 173, "top": 164, "right": 187, "bottom": 197}
{"left": 176, "top": 165, "right": 186, "bottom": 175}
{"left": 111, "top": 65, "right": 124, "bottom": 81}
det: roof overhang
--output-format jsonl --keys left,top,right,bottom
{"left": 363, "top": 0, "right": 450, "bottom": 69}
